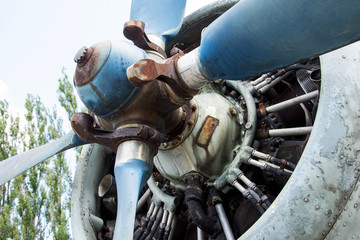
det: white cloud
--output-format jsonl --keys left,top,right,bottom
{"left": 0, "top": 78, "right": 9, "bottom": 99}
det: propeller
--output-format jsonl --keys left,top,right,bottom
{"left": 109, "top": 140, "right": 154, "bottom": 239}
{"left": 129, "top": 0, "right": 186, "bottom": 43}
{"left": 177, "top": 0, "right": 360, "bottom": 86}
{"left": 0, "top": 131, "right": 86, "bottom": 186}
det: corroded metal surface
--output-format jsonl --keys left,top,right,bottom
{"left": 127, "top": 51, "right": 199, "bottom": 99}
{"left": 154, "top": 92, "right": 243, "bottom": 187}
{"left": 123, "top": 20, "right": 167, "bottom": 58}
{"left": 195, "top": 116, "right": 219, "bottom": 148}
{"left": 240, "top": 41, "right": 360, "bottom": 240}
{"left": 71, "top": 112, "right": 168, "bottom": 152}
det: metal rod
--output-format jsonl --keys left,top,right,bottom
{"left": 215, "top": 203, "right": 235, "bottom": 240}
{"left": 269, "top": 126, "right": 313, "bottom": 137}
{"left": 197, "top": 227, "right": 206, "bottom": 240}
{"left": 265, "top": 90, "right": 318, "bottom": 113}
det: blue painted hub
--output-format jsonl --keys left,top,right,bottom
{"left": 74, "top": 40, "right": 147, "bottom": 118}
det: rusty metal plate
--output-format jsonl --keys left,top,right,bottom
{"left": 196, "top": 116, "right": 219, "bottom": 148}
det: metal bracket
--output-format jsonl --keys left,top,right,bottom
{"left": 71, "top": 112, "right": 168, "bottom": 152}
{"left": 123, "top": 20, "right": 167, "bottom": 58}
{"left": 127, "top": 52, "right": 199, "bottom": 100}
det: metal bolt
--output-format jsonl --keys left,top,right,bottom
{"left": 229, "top": 107, "right": 237, "bottom": 116}
{"left": 74, "top": 46, "right": 88, "bottom": 63}
{"left": 187, "top": 120, "right": 194, "bottom": 127}
{"left": 176, "top": 135, "right": 183, "bottom": 141}
{"left": 245, "top": 122, "right": 252, "bottom": 129}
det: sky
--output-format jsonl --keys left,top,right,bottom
{"left": 0, "top": 0, "right": 215, "bottom": 121}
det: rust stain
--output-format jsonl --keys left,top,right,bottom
{"left": 196, "top": 116, "right": 219, "bottom": 148}
{"left": 74, "top": 41, "right": 111, "bottom": 87}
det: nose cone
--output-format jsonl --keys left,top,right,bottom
{"left": 74, "top": 40, "right": 147, "bottom": 118}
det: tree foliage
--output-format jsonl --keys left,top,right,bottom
{"left": 0, "top": 70, "right": 79, "bottom": 239}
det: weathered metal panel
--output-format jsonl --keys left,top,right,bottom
{"left": 71, "top": 144, "right": 109, "bottom": 240}
{"left": 240, "top": 41, "right": 360, "bottom": 239}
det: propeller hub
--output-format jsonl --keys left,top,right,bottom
{"left": 73, "top": 40, "right": 147, "bottom": 118}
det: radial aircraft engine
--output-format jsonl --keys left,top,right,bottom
{"left": 1, "top": 0, "right": 360, "bottom": 239}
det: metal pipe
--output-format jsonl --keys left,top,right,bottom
{"left": 163, "top": 212, "right": 175, "bottom": 240}
{"left": 248, "top": 159, "right": 265, "bottom": 169}
{"left": 147, "top": 202, "right": 155, "bottom": 218}
{"left": 254, "top": 77, "right": 272, "bottom": 90}
{"left": 252, "top": 150, "right": 270, "bottom": 161}
{"left": 197, "top": 227, "right": 206, "bottom": 240}
{"left": 265, "top": 91, "right": 318, "bottom": 113}
{"left": 147, "top": 176, "right": 177, "bottom": 212}
{"left": 269, "top": 126, "right": 313, "bottom": 137}
{"left": 259, "top": 72, "right": 293, "bottom": 94}
{"left": 215, "top": 203, "right": 235, "bottom": 240}
{"left": 232, "top": 180, "right": 248, "bottom": 195}
{"left": 166, "top": 212, "right": 174, "bottom": 228}
{"left": 147, "top": 207, "right": 164, "bottom": 240}
{"left": 233, "top": 180, "right": 265, "bottom": 214}
{"left": 251, "top": 74, "right": 268, "bottom": 86}
{"left": 137, "top": 188, "right": 152, "bottom": 212}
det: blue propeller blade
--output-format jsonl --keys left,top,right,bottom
{"left": 113, "top": 158, "right": 152, "bottom": 239}
{"left": 0, "top": 131, "right": 86, "bottom": 186}
{"left": 130, "top": 0, "right": 186, "bottom": 42}
{"left": 197, "top": 0, "right": 360, "bottom": 80}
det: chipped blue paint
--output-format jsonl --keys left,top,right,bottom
{"left": 75, "top": 40, "right": 147, "bottom": 118}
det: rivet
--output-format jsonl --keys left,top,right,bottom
{"left": 315, "top": 205, "right": 320, "bottom": 210}
{"left": 304, "top": 198, "right": 309, "bottom": 202}
{"left": 354, "top": 203, "right": 358, "bottom": 208}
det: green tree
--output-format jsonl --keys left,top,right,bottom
{"left": 0, "top": 70, "right": 80, "bottom": 239}
{"left": 0, "top": 100, "right": 21, "bottom": 240}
